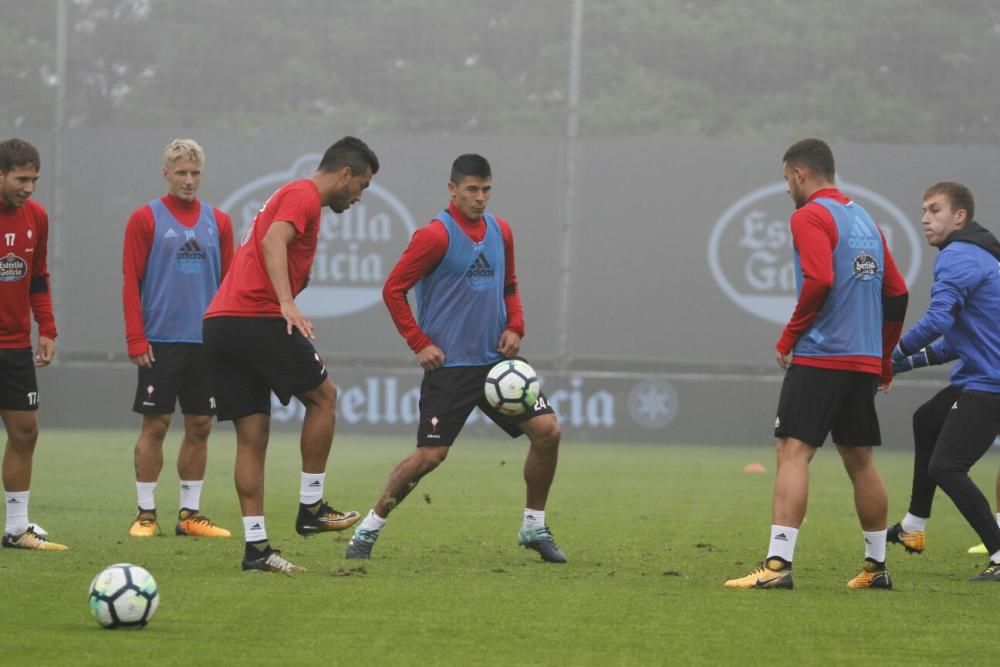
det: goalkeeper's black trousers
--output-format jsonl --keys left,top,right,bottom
{"left": 917, "top": 389, "right": 1000, "bottom": 556}
{"left": 908, "top": 384, "right": 962, "bottom": 518}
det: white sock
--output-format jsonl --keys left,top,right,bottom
{"left": 136, "top": 482, "right": 157, "bottom": 512}
{"left": 991, "top": 549, "right": 1000, "bottom": 564}
{"left": 300, "top": 472, "right": 325, "bottom": 505}
{"left": 864, "top": 529, "right": 887, "bottom": 563}
{"left": 4, "top": 491, "right": 29, "bottom": 535}
{"left": 523, "top": 508, "right": 545, "bottom": 530}
{"left": 179, "top": 480, "right": 203, "bottom": 512}
{"left": 243, "top": 516, "right": 267, "bottom": 543}
{"left": 901, "top": 513, "right": 926, "bottom": 533}
{"left": 995, "top": 513, "right": 1000, "bottom": 529}
{"left": 766, "top": 525, "right": 799, "bottom": 563}
{"left": 358, "top": 509, "right": 387, "bottom": 532}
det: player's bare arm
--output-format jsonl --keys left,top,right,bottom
{"left": 497, "top": 329, "right": 522, "bottom": 358}
{"left": 261, "top": 220, "right": 314, "bottom": 339}
{"left": 415, "top": 344, "right": 445, "bottom": 371}
{"left": 34, "top": 335, "right": 56, "bottom": 367}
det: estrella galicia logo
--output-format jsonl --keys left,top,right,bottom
{"left": 176, "top": 238, "right": 207, "bottom": 274}
{"left": 0, "top": 253, "right": 28, "bottom": 281}
{"left": 220, "top": 154, "right": 417, "bottom": 319}
{"left": 708, "top": 180, "right": 922, "bottom": 324}
{"left": 853, "top": 251, "right": 878, "bottom": 280}
{"left": 465, "top": 253, "right": 495, "bottom": 290}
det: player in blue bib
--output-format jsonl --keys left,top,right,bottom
{"left": 121, "top": 139, "right": 234, "bottom": 539}
{"left": 346, "top": 154, "right": 566, "bottom": 563}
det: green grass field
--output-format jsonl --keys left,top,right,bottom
{"left": 5, "top": 429, "right": 1000, "bottom": 665}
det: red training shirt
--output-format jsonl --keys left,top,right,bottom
{"left": 121, "top": 193, "right": 234, "bottom": 357}
{"left": 206, "top": 179, "right": 321, "bottom": 318}
{"left": 0, "top": 198, "right": 56, "bottom": 348}
{"left": 383, "top": 201, "right": 525, "bottom": 353}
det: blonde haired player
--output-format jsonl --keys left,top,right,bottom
{"left": 122, "top": 138, "right": 234, "bottom": 538}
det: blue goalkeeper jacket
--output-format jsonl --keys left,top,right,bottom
{"left": 900, "top": 221, "right": 1000, "bottom": 393}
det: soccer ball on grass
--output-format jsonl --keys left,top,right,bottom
{"left": 484, "top": 359, "right": 541, "bottom": 416}
{"left": 88, "top": 563, "right": 159, "bottom": 629}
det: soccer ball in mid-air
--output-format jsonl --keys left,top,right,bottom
{"left": 88, "top": 563, "right": 159, "bottom": 629}
{"left": 484, "top": 359, "right": 541, "bottom": 416}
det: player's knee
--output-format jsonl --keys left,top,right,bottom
{"left": 301, "top": 380, "right": 337, "bottom": 411}
{"left": 776, "top": 438, "right": 813, "bottom": 465}
{"left": 142, "top": 414, "right": 171, "bottom": 441}
{"left": 235, "top": 416, "right": 270, "bottom": 449}
{"left": 418, "top": 446, "right": 449, "bottom": 471}
{"left": 318, "top": 380, "right": 337, "bottom": 407}
{"left": 186, "top": 415, "right": 213, "bottom": 442}
{"left": 531, "top": 419, "right": 561, "bottom": 451}
{"left": 5, "top": 417, "right": 38, "bottom": 449}
{"left": 928, "top": 456, "right": 964, "bottom": 486}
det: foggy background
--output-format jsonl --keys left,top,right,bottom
{"left": 4, "top": 0, "right": 1000, "bottom": 443}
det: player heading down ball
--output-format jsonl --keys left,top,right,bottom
{"left": 204, "top": 137, "right": 379, "bottom": 573}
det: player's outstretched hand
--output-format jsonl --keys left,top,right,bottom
{"left": 497, "top": 330, "right": 522, "bottom": 358}
{"left": 893, "top": 348, "right": 931, "bottom": 375}
{"left": 34, "top": 335, "right": 56, "bottom": 367}
{"left": 280, "top": 301, "right": 314, "bottom": 339}
{"left": 416, "top": 344, "right": 445, "bottom": 371}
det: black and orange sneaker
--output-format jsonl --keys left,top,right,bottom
{"left": 176, "top": 510, "right": 232, "bottom": 538}
{"left": 128, "top": 510, "right": 160, "bottom": 538}
{"left": 724, "top": 558, "right": 793, "bottom": 589}
{"left": 847, "top": 559, "right": 892, "bottom": 589}
{"left": 2, "top": 526, "right": 68, "bottom": 551}
{"left": 295, "top": 500, "right": 360, "bottom": 536}
{"left": 887, "top": 522, "right": 925, "bottom": 554}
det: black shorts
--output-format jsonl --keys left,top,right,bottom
{"left": 203, "top": 316, "right": 327, "bottom": 421}
{"left": 0, "top": 348, "right": 39, "bottom": 411}
{"left": 416, "top": 362, "right": 555, "bottom": 447}
{"left": 773, "top": 364, "right": 881, "bottom": 448}
{"left": 132, "top": 343, "right": 215, "bottom": 415}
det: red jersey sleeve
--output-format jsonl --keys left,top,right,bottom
{"left": 29, "top": 207, "right": 56, "bottom": 339}
{"left": 214, "top": 208, "right": 235, "bottom": 278}
{"left": 878, "top": 229, "right": 909, "bottom": 382}
{"left": 496, "top": 217, "right": 525, "bottom": 338}
{"left": 122, "top": 205, "right": 155, "bottom": 357}
{"left": 271, "top": 191, "right": 311, "bottom": 236}
{"left": 776, "top": 204, "right": 836, "bottom": 355}
{"left": 383, "top": 222, "right": 449, "bottom": 352}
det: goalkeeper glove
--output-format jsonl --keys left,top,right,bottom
{"left": 892, "top": 347, "right": 935, "bottom": 374}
